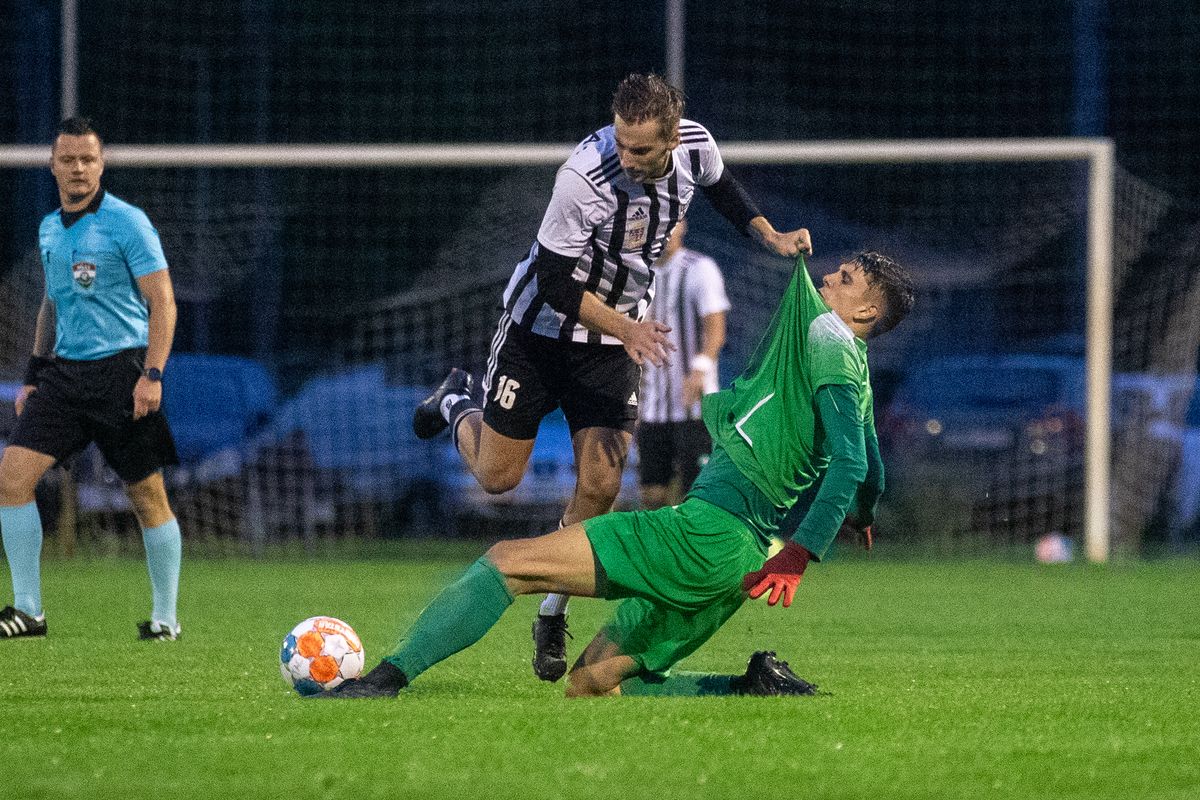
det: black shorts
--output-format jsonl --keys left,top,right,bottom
{"left": 9, "top": 348, "right": 179, "bottom": 483}
{"left": 636, "top": 419, "right": 712, "bottom": 490}
{"left": 482, "top": 315, "right": 640, "bottom": 440}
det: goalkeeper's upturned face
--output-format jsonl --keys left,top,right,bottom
{"left": 613, "top": 114, "right": 679, "bottom": 183}
{"left": 820, "top": 261, "right": 883, "bottom": 336}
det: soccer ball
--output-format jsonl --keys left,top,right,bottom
{"left": 280, "top": 616, "right": 365, "bottom": 696}
{"left": 1035, "top": 531, "right": 1074, "bottom": 564}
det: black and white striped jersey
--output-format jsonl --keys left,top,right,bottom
{"left": 502, "top": 119, "right": 724, "bottom": 344}
{"left": 640, "top": 247, "right": 730, "bottom": 423}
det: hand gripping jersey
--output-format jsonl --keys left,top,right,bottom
{"left": 502, "top": 120, "right": 724, "bottom": 344}
{"left": 701, "top": 256, "right": 874, "bottom": 509}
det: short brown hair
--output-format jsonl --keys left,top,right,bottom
{"left": 611, "top": 73, "right": 684, "bottom": 140}
{"left": 55, "top": 116, "right": 103, "bottom": 149}
{"left": 855, "top": 251, "right": 915, "bottom": 336}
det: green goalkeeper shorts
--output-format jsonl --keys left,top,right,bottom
{"left": 583, "top": 497, "right": 767, "bottom": 674}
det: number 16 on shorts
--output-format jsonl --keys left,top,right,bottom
{"left": 493, "top": 376, "right": 520, "bottom": 410}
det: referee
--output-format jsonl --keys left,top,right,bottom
{"left": 0, "top": 117, "right": 183, "bottom": 641}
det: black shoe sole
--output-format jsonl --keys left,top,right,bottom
{"left": 412, "top": 404, "right": 449, "bottom": 440}
{"left": 532, "top": 658, "right": 568, "bottom": 682}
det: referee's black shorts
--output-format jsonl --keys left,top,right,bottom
{"left": 482, "top": 317, "right": 640, "bottom": 440}
{"left": 9, "top": 348, "right": 179, "bottom": 484}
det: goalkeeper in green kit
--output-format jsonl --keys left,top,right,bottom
{"left": 314, "top": 251, "right": 915, "bottom": 699}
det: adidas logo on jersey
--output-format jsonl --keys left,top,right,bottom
{"left": 627, "top": 392, "right": 639, "bottom": 406}
{"left": 630, "top": 208, "right": 648, "bottom": 220}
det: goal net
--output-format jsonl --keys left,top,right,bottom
{"left": 1, "top": 140, "right": 1197, "bottom": 559}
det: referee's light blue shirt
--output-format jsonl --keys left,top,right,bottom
{"left": 38, "top": 191, "right": 169, "bottom": 361}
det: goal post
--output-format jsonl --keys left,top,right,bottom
{"left": 0, "top": 138, "right": 1117, "bottom": 561}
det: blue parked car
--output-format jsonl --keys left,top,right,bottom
{"left": 163, "top": 353, "right": 278, "bottom": 464}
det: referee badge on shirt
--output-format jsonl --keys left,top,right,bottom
{"left": 625, "top": 207, "right": 648, "bottom": 249}
{"left": 72, "top": 260, "right": 97, "bottom": 289}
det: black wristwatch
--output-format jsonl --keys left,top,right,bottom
{"left": 143, "top": 366, "right": 163, "bottom": 382}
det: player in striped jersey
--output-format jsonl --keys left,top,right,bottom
{"left": 638, "top": 221, "right": 729, "bottom": 510}
{"left": 412, "top": 73, "right": 811, "bottom": 682}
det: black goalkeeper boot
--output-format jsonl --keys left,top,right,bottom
{"left": 731, "top": 651, "right": 819, "bottom": 696}
{"left": 413, "top": 368, "right": 475, "bottom": 440}
{"left": 308, "top": 660, "right": 409, "bottom": 699}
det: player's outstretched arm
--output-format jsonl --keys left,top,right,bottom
{"left": 748, "top": 217, "right": 813, "bottom": 258}
{"left": 699, "top": 167, "right": 813, "bottom": 258}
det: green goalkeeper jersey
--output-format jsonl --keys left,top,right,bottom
{"left": 699, "top": 255, "right": 873, "bottom": 518}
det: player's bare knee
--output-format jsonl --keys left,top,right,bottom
{"left": 0, "top": 464, "right": 39, "bottom": 506}
{"left": 0, "top": 484, "right": 34, "bottom": 506}
{"left": 125, "top": 477, "right": 173, "bottom": 528}
{"left": 474, "top": 458, "right": 524, "bottom": 494}
{"left": 0, "top": 477, "right": 27, "bottom": 506}
{"left": 477, "top": 470, "right": 522, "bottom": 495}
{"left": 640, "top": 485, "right": 669, "bottom": 510}
{"left": 573, "top": 476, "right": 620, "bottom": 511}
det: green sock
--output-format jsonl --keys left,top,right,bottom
{"left": 384, "top": 557, "right": 514, "bottom": 682}
{"left": 621, "top": 671, "right": 737, "bottom": 697}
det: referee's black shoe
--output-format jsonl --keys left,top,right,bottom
{"left": 731, "top": 651, "right": 819, "bottom": 696}
{"left": 307, "top": 661, "right": 409, "bottom": 699}
{"left": 0, "top": 606, "right": 47, "bottom": 639}
{"left": 413, "top": 368, "right": 475, "bottom": 440}
{"left": 532, "top": 613, "right": 571, "bottom": 682}
{"left": 137, "top": 620, "right": 181, "bottom": 641}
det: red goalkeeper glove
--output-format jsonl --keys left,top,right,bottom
{"left": 741, "top": 541, "right": 813, "bottom": 608}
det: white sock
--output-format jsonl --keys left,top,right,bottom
{"left": 539, "top": 516, "right": 570, "bottom": 617}
{"left": 439, "top": 393, "right": 469, "bottom": 422}
{"left": 540, "top": 593, "right": 569, "bottom": 617}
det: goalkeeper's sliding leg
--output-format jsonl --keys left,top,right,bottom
{"left": 308, "top": 498, "right": 817, "bottom": 700}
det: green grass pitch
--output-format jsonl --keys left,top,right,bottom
{"left": 2, "top": 546, "right": 1197, "bottom": 800}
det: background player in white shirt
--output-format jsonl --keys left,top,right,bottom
{"left": 638, "top": 221, "right": 729, "bottom": 510}
{"left": 412, "top": 74, "right": 811, "bottom": 682}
